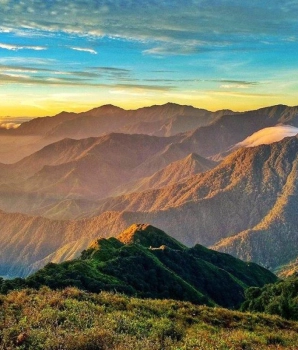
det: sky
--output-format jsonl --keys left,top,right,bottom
{"left": 0, "top": 0, "right": 298, "bottom": 119}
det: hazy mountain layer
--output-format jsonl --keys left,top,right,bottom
{"left": 15, "top": 103, "right": 224, "bottom": 139}
{"left": 0, "top": 103, "right": 220, "bottom": 163}
{"left": 0, "top": 132, "right": 218, "bottom": 218}
{"left": 1, "top": 136, "right": 298, "bottom": 277}
{"left": 1, "top": 103, "right": 297, "bottom": 164}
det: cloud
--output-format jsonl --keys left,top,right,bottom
{"left": 142, "top": 40, "right": 210, "bottom": 56}
{"left": 237, "top": 125, "right": 298, "bottom": 147}
{"left": 115, "top": 83, "right": 173, "bottom": 91}
{"left": 0, "top": 64, "right": 52, "bottom": 73}
{"left": 220, "top": 84, "right": 251, "bottom": 89}
{"left": 210, "top": 91, "right": 274, "bottom": 98}
{"left": 0, "top": 42, "right": 46, "bottom": 51}
{"left": 0, "top": 1, "right": 296, "bottom": 55}
{"left": 91, "top": 67, "right": 131, "bottom": 73}
{"left": 0, "top": 72, "right": 173, "bottom": 92}
{"left": 215, "top": 80, "right": 259, "bottom": 86}
{"left": 0, "top": 122, "right": 21, "bottom": 129}
{"left": 70, "top": 47, "right": 97, "bottom": 54}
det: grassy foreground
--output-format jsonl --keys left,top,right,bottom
{"left": 1, "top": 287, "right": 298, "bottom": 349}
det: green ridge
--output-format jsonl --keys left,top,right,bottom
{"left": 0, "top": 224, "right": 277, "bottom": 308}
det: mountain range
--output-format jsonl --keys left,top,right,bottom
{"left": 0, "top": 102, "right": 298, "bottom": 279}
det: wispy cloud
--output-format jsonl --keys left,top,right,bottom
{"left": 214, "top": 80, "right": 260, "bottom": 89}
{"left": 0, "top": 42, "right": 46, "bottom": 51}
{"left": 0, "top": 1, "right": 297, "bottom": 54}
{"left": 70, "top": 47, "right": 97, "bottom": 54}
{"left": 0, "top": 72, "right": 173, "bottom": 92}
{"left": 215, "top": 80, "right": 259, "bottom": 86}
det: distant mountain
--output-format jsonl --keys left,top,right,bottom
{"left": 0, "top": 133, "right": 170, "bottom": 205}
{"left": 1, "top": 103, "right": 297, "bottom": 164}
{"left": 0, "top": 132, "right": 217, "bottom": 217}
{"left": 0, "top": 103, "right": 223, "bottom": 164}
{"left": 6, "top": 103, "right": 222, "bottom": 139}
{"left": 1, "top": 224, "right": 276, "bottom": 308}
{"left": 112, "top": 153, "right": 216, "bottom": 196}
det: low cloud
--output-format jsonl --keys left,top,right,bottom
{"left": 237, "top": 125, "right": 298, "bottom": 147}
{"left": 0, "top": 122, "right": 21, "bottom": 129}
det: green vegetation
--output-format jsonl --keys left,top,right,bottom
{"left": 241, "top": 274, "right": 298, "bottom": 320}
{"left": 1, "top": 287, "right": 298, "bottom": 349}
{"left": 0, "top": 224, "right": 276, "bottom": 309}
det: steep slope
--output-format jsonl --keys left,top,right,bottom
{"left": 2, "top": 224, "right": 277, "bottom": 308}
{"left": 91, "top": 136, "right": 298, "bottom": 245}
{"left": 112, "top": 153, "right": 217, "bottom": 195}
{"left": 212, "top": 154, "right": 298, "bottom": 272}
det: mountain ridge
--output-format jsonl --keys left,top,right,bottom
{"left": 1, "top": 223, "right": 277, "bottom": 309}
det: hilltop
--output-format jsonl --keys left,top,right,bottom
{"left": 0, "top": 224, "right": 276, "bottom": 309}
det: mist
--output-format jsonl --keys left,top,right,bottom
{"left": 237, "top": 125, "right": 298, "bottom": 148}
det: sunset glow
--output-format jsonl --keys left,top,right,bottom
{"left": 0, "top": 1, "right": 297, "bottom": 117}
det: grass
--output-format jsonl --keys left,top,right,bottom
{"left": 1, "top": 287, "right": 298, "bottom": 349}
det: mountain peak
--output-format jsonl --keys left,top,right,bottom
{"left": 88, "top": 104, "right": 125, "bottom": 114}
{"left": 117, "top": 223, "right": 186, "bottom": 250}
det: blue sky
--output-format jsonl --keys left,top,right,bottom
{"left": 0, "top": 0, "right": 298, "bottom": 118}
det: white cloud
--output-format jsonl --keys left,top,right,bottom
{"left": 70, "top": 47, "right": 97, "bottom": 55}
{"left": 0, "top": 42, "right": 46, "bottom": 51}
{"left": 220, "top": 84, "right": 250, "bottom": 89}
{"left": 0, "top": 1, "right": 296, "bottom": 54}
{"left": 237, "top": 125, "right": 298, "bottom": 147}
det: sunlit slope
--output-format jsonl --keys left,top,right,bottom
{"left": 112, "top": 153, "right": 216, "bottom": 196}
